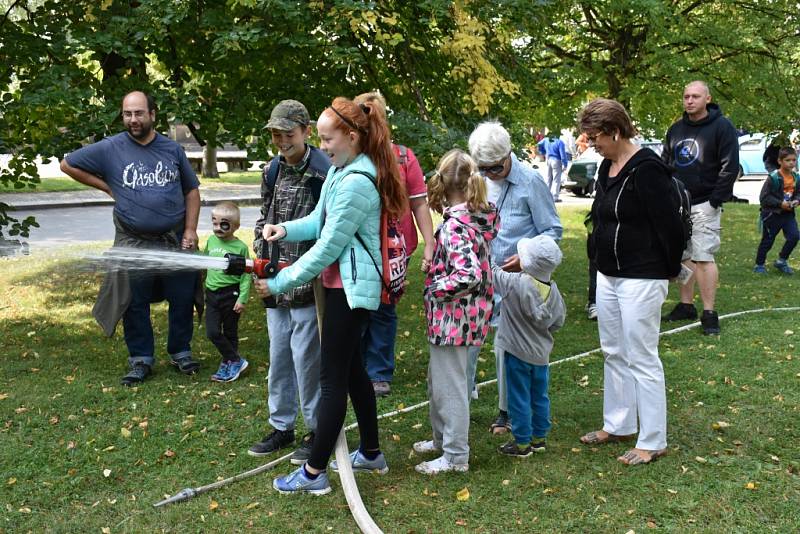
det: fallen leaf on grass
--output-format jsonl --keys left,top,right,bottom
{"left": 245, "top": 502, "right": 259, "bottom": 510}
{"left": 667, "top": 489, "right": 678, "bottom": 494}
{"left": 209, "top": 499, "right": 219, "bottom": 510}
{"left": 163, "top": 449, "right": 176, "bottom": 458}
{"left": 14, "top": 406, "right": 27, "bottom": 414}
{"left": 784, "top": 329, "right": 793, "bottom": 336}
{"left": 577, "top": 375, "right": 589, "bottom": 387}
{"left": 570, "top": 448, "right": 581, "bottom": 453}
{"left": 455, "top": 519, "right": 467, "bottom": 526}
{"left": 67, "top": 441, "right": 76, "bottom": 450}
{"left": 0, "top": 393, "right": 8, "bottom": 400}
{"left": 412, "top": 423, "right": 422, "bottom": 429}
{"left": 647, "top": 520, "right": 657, "bottom": 528}
{"left": 121, "top": 428, "right": 131, "bottom": 438}
{"left": 745, "top": 482, "right": 757, "bottom": 490}
{"left": 18, "top": 507, "right": 31, "bottom": 513}
{"left": 103, "top": 469, "right": 111, "bottom": 478}
{"left": 391, "top": 434, "right": 401, "bottom": 442}
{"left": 695, "top": 456, "right": 707, "bottom": 463}
{"left": 456, "top": 487, "right": 470, "bottom": 501}
{"left": 711, "top": 421, "right": 730, "bottom": 430}
{"left": 7, "top": 477, "right": 16, "bottom": 485}
{"left": 502, "top": 479, "right": 510, "bottom": 486}
{"left": 103, "top": 445, "right": 115, "bottom": 452}
{"left": 102, "top": 528, "right": 111, "bottom": 534}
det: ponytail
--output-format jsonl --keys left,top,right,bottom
{"left": 465, "top": 172, "right": 489, "bottom": 212}
{"left": 430, "top": 149, "right": 489, "bottom": 213}
{"left": 324, "top": 96, "right": 407, "bottom": 219}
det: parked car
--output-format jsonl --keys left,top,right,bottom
{"left": 738, "top": 134, "right": 768, "bottom": 177}
{"left": 564, "top": 147, "right": 601, "bottom": 197}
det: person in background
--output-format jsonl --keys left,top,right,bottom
{"left": 662, "top": 80, "right": 739, "bottom": 335}
{"left": 753, "top": 147, "right": 800, "bottom": 274}
{"left": 537, "top": 134, "right": 569, "bottom": 203}
{"left": 353, "top": 92, "right": 435, "bottom": 398}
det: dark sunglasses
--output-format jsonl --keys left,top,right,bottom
{"left": 478, "top": 154, "right": 510, "bottom": 175}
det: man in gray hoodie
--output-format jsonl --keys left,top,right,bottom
{"left": 491, "top": 235, "right": 566, "bottom": 457}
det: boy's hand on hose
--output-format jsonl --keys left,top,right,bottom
{"left": 261, "top": 224, "right": 286, "bottom": 241}
{"left": 233, "top": 302, "right": 245, "bottom": 314}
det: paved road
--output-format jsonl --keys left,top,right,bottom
{"left": 12, "top": 205, "right": 263, "bottom": 252}
{"left": 8, "top": 174, "right": 765, "bottom": 253}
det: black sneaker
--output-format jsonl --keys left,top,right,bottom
{"left": 290, "top": 432, "right": 315, "bottom": 465}
{"left": 664, "top": 302, "right": 698, "bottom": 322}
{"left": 121, "top": 364, "right": 151, "bottom": 386}
{"left": 498, "top": 441, "right": 533, "bottom": 458}
{"left": 247, "top": 429, "right": 295, "bottom": 457}
{"left": 530, "top": 440, "right": 547, "bottom": 453}
{"left": 701, "top": 310, "right": 721, "bottom": 335}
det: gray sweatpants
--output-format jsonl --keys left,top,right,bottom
{"left": 427, "top": 344, "right": 470, "bottom": 464}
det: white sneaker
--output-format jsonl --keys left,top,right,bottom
{"left": 470, "top": 387, "right": 479, "bottom": 400}
{"left": 412, "top": 440, "right": 441, "bottom": 454}
{"left": 414, "top": 455, "right": 468, "bottom": 475}
{"left": 586, "top": 303, "right": 598, "bottom": 320}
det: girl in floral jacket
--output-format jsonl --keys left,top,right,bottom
{"left": 413, "top": 149, "right": 498, "bottom": 475}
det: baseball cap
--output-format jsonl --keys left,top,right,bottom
{"left": 265, "top": 100, "right": 310, "bottom": 131}
{"left": 517, "top": 235, "right": 562, "bottom": 282}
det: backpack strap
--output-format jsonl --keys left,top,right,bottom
{"left": 344, "top": 170, "right": 391, "bottom": 293}
{"left": 266, "top": 149, "right": 328, "bottom": 203}
{"left": 265, "top": 155, "right": 281, "bottom": 191}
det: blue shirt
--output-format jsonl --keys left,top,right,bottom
{"left": 488, "top": 154, "right": 563, "bottom": 265}
{"left": 65, "top": 132, "right": 199, "bottom": 233}
{"left": 537, "top": 137, "right": 568, "bottom": 165}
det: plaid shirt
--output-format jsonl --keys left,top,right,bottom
{"left": 253, "top": 145, "right": 326, "bottom": 307}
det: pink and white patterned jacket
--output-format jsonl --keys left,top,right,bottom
{"left": 424, "top": 202, "right": 498, "bottom": 346}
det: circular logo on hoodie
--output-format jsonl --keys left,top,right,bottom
{"left": 674, "top": 139, "right": 699, "bottom": 167}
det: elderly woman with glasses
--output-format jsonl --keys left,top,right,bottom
{"left": 577, "top": 98, "right": 684, "bottom": 465}
{"left": 467, "top": 121, "right": 563, "bottom": 434}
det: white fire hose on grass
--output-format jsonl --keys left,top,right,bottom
{"left": 155, "top": 306, "right": 799, "bottom": 533}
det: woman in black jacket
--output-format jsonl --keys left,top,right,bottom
{"left": 577, "top": 99, "right": 683, "bottom": 465}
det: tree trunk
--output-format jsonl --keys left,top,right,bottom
{"left": 202, "top": 143, "right": 219, "bottom": 178}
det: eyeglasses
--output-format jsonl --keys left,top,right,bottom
{"left": 478, "top": 153, "right": 511, "bottom": 175}
{"left": 586, "top": 132, "right": 603, "bottom": 143}
{"left": 123, "top": 110, "right": 148, "bottom": 119}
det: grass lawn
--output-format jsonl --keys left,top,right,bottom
{"left": 0, "top": 172, "right": 261, "bottom": 194}
{"left": 1, "top": 204, "right": 798, "bottom": 533}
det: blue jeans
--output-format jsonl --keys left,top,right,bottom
{"left": 266, "top": 305, "right": 321, "bottom": 432}
{"left": 505, "top": 351, "right": 550, "bottom": 444}
{"left": 361, "top": 302, "right": 398, "bottom": 382}
{"left": 756, "top": 211, "right": 799, "bottom": 265}
{"left": 123, "top": 270, "right": 196, "bottom": 368}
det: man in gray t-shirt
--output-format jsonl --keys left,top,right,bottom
{"left": 60, "top": 91, "right": 201, "bottom": 386}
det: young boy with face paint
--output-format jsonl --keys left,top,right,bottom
{"left": 203, "top": 201, "right": 251, "bottom": 382}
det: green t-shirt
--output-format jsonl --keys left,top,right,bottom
{"left": 203, "top": 234, "right": 251, "bottom": 304}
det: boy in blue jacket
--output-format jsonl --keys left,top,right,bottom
{"left": 754, "top": 147, "right": 800, "bottom": 274}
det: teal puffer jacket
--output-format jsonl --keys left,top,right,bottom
{"left": 266, "top": 153, "right": 382, "bottom": 311}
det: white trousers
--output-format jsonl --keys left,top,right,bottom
{"left": 597, "top": 273, "right": 668, "bottom": 450}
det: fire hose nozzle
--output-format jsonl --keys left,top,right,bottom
{"left": 153, "top": 487, "right": 197, "bottom": 508}
{"left": 224, "top": 253, "right": 285, "bottom": 279}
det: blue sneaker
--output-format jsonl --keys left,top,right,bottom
{"left": 774, "top": 259, "right": 794, "bottom": 275}
{"left": 210, "top": 362, "right": 230, "bottom": 382}
{"left": 225, "top": 358, "right": 249, "bottom": 382}
{"left": 330, "top": 449, "right": 389, "bottom": 475}
{"left": 753, "top": 264, "right": 767, "bottom": 274}
{"left": 273, "top": 466, "right": 331, "bottom": 496}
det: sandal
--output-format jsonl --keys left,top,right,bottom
{"left": 579, "top": 430, "right": 635, "bottom": 445}
{"left": 618, "top": 448, "right": 668, "bottom": 465}
{"left": 489, "top": 412, "right": 512, "bottom": 435}
{"left": 171, "top": 354, "right": 200, "bottom": 375}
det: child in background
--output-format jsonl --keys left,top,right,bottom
{"left": 414, "top": 149, "right": 497, "bottom": 475}
{"left": 754, "top": 147, "right": 800, "bottom": 275}
{"left": 492, "top": 235, "right": 566, "bottom": 456}
{"left": 203, "top": 201, "right": 251, "bottom": 382}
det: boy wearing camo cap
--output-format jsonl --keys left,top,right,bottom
{"left": 249, "top": 100, "right": 331, "bottom": 464}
